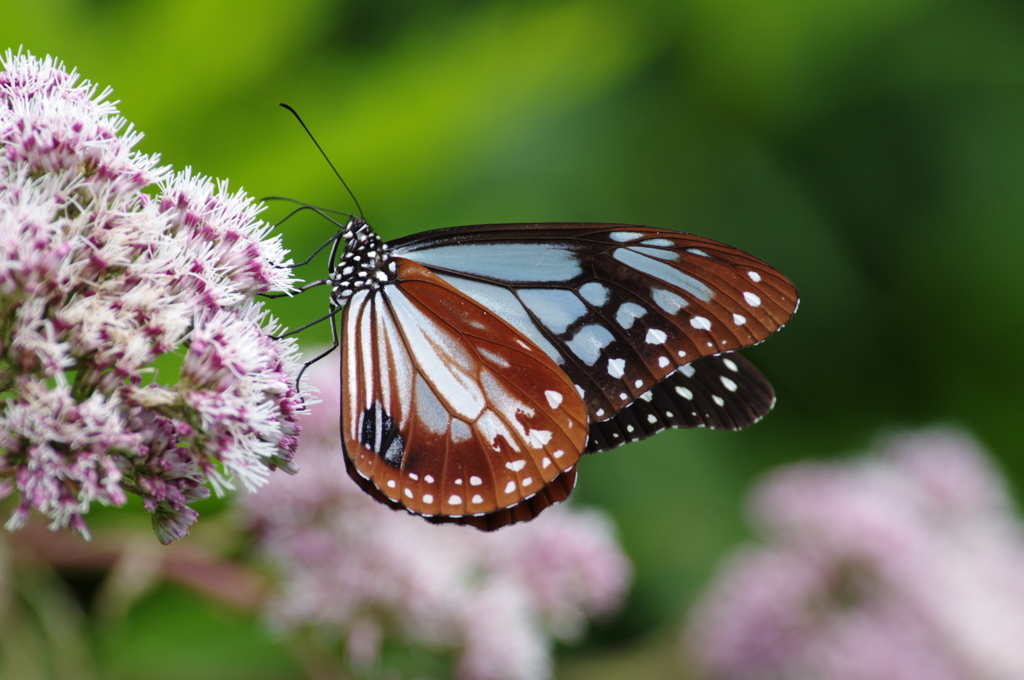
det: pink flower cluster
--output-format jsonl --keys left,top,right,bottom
{"left": 242, "top": 354, "right": 632, "bottom": 680}
{"left": 686, "top": 428, "right": 1024, "bottom": 680}
{"left": 0, "top": 51, "right": 307, "bottom": 543}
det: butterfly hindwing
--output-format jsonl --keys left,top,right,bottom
{"left": 585, "top": 352, "right": 776, "bottom": 453}
{"left": 340, "top": 257, "right": 588, "bottom": 527}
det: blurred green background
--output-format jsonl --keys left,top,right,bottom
{"left": 5, "top": 0, "right": 1024, "bottom": 677}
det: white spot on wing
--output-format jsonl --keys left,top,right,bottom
{"left": 522, "top": 477, "right": 533, "bottom": 487}
{"left": 423, "top": 494, "right": 434, "bottom": 503}
{"left": 607, "top": 358, "right": 626, "bottom": 379}
{"left": 567, "top": 325, "right": 615, "bottom": 365}
{"left": 645, "top": 328, "right": 668, "bottom": 344}
{"left": 470, "top": 476, "right": 483, "bottom": 486}
{"left": 472, "top": 494, "right": 483, "bottom": 504}
{"left": 579, "top": 282, "right": 610, "bottom": 306}
{"left": 721, "top": 376, "right": 738, "bottom": 392}
{"left": 687, "top": 248, "right": 710, "bottom": 257}
{"left": 504, "top": 480, "right": 516, "bottom": 494}
{"left": 450, "top": 419, "right": 473, "bottom": 443}
{"left": 477, "top": 347, "right": 510, "bottom": 367}
{"left": 448, "top": 494, "right": 463, "bottom": 505}
{"left": 528, "top": 430, "right": 552, "bottom": 448}
{"left": 723, "top": 358, "right": 739, "bottom": 372}
{"left": 732, "top": 313, "right": 746, "bottom": 325}
{"left": 691, "top": 316, "right": 712, "bottom": 330}
{"left": 506, "top": 459, "right": 527, "bottom": 472}
{"left": 658, "top": 356, "right": 670, "bottom": 368}
{"left": 545, "top": 390, "right": 563, "bottom": 409}
{"left": 743, "top": 291, "right": 762, "bottom": 307}
{"left": 554, "top": 449, "right": 565, "bottom": 459}
{"left": 713, "top": 395, "right": 725, "bottom": 406}
{"left": 387, "top": 479, "right": 397, "bottom": 488}
{"left": 652, "top": 288, "right": 688, "bottom": 314}
{"left": 610, "top": 231, "right": 643, "bottom": 242}
{"left": 676, "top": 385, "right": 693, "bottom": 399}
{"left": 616, "top": 302, "right": 647, "bottom": 329}
{"left": 647, "top": 414, "right": 657, "bottom": 424}
{"left": 681, "top": 364, "right": 696, "bottom": 378}
{"left": 748, "top": 271, "right": 762, "bottom": 282}
{"left": 478, "top": 410, "right": 522, "bottom": 453}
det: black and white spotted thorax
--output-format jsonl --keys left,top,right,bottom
{"left": 330, "top": 218, "right": 398, "bottom": 304}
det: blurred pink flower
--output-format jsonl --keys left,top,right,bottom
{"left": 242, "top": 353, "right": 633, "bottom": 680}
{"left": 685, "top": 428, "right": 1024, "bottom": 680}
{"left": 0, "top": 51, "right": 307, "bottom": 542}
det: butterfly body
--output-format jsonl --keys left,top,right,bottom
{"left": 328, "top": 219, "right": 797, "bottom": 529}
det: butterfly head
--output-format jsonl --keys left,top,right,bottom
{"left": 330, "top": 217, "right": 397, "bottom": 303}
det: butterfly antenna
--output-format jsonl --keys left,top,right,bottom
{"left": 279, "top": 103, "right": 365, "bottom": 219}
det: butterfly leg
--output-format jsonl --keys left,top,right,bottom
{"left": 271, "top": 306, "right": 341, "bottom": 340}
{"left": 261, "top": 277, "right": 332, "bottom": 299}
{"left": 260, "top": 218, "right": 348, "bottom": 299}
{"left": 287, "top": 303, "right": 342, "bottom": 405}
{"left": 272, "top": 217, "right": 345, "bottom": 269}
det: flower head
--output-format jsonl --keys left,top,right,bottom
{"left": 0, "top": 51, "right": 307, "bottom": 543}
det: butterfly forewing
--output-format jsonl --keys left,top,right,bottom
{"left": 341, "top": 258, "right": 588, "bottom": 526}
{"left": 392, "top": 224, "right": 798, "bottom": 422}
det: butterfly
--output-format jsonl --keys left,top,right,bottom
{"left": 314, "top": 218, "right": 797, "bottom": 530}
